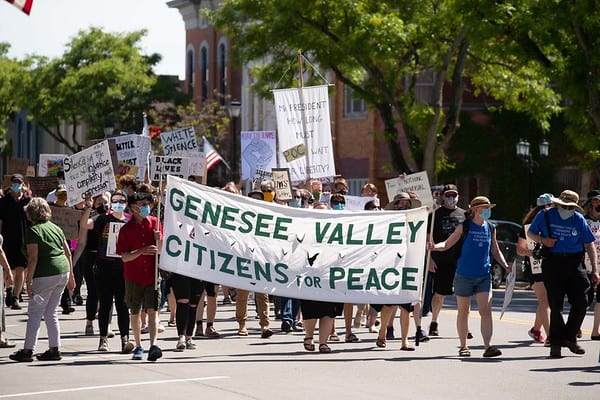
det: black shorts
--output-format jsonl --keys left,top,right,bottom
{"left": 432, "top": 262, "right": 457, "bottom": 296}
{"left": 370, "top": 303, "right": 413, "bottom": 313}
{"left": 169, "top": 273, "right": 204, "bottom": 304}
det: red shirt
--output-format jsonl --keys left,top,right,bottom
{"left": 116, "top": 216, "right": 162, "bottom": 287}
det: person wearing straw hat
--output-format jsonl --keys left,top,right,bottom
{"left": 528, "top": 190, "right": 599, "bottom": 358}
{"left": 428, "top": 196, "right": 510, "bottom": 357}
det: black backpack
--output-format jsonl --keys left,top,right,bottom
{"left": 455, "top": 219, "right": 494, "bottom": 260}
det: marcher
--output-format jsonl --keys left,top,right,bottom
{"left": 0, "top": 234, "right": 15, "bottom": 348}
{"left": 9, "top": 198, "right": 75, "bottom": 362}
{"left": 528, "top": 190, "right": 599, "bottom": 358}
{"left": 516, "top": 193, "right": 552, "bottom": 344}
{"left": 116, "top": 192, "right": 164, "bottom": 361}
{"left": 584, "top": 190, "right": 600, "bottom": 341}
{"left": 429, "top": 196, "right": 510, "bottom": 357}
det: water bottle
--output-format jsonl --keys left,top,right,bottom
{"left": 32, "top": 293, "right": 44, "bottom": 305}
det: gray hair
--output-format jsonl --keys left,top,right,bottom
{"left": 25, "top": 197, "right": 52, "bottom": 224}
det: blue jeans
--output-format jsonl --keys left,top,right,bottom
{"left": 280, "top": 297, "right": 300, "bottom": 324}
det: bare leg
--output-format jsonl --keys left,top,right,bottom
{"left": 592, "top": 303, "right": 600, "bottom": 337}
{"left": 456, "top": 296, "right": 470, "bottom": 349}
{"left": 148, "top": 309, "right": 159, "bottom": 346}
{"left": 318, "top": 317, "right": 334, "bottom": 345}
{"left": 131, "top": 313, "right": 142, "bottom": 346}
{"left": 400, "top": 308, "right": 411, "bottom": 348}
{"left": 532, "top": 281, "right": 550, "bottom": 337}
{"left": 431, "top": 293, "right": 444, "bottom": 323}
{"left": 343, "top": 303, "right": 354, "bottom": 337}
{"left": 475, "top": 291, "right": 493, "bottom": 348}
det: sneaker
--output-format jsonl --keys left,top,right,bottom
{"left": 5, "top": 287, "right": 14, "bottom": 307}
{"left": 528, "top": 328, "right": 544, "bottom": 343}
{"left": 73, "top": 294, "right": 84, "bottom": 306}
{"left": 386, "top": 326, "right": 395, "bottom": 340}
{"left": 185, "top": 339, "right": 196, "bottom": 350}
{"left": 563, "top": 340, "right": 585, "bottom": 355}
{"left": 9, "top": 349, "right": 33, "bottom": 362}
{"left": 11, "top": 299, "right": 22, "bottom": 310}
{"left": 132, "top": 345, "right": 144, "bottom": 360}
{"left": 544, "top": 338, "right": 551, "bottom": 347}
{"left": 140, "top": 325, "right": 149, "bottom": 334}
{"left": 416, "top": 328, "right": 430, "bottom": 342}
{"left": 98, "top": 338, "right": 109, "bottom": 352}
{"left": 61, "top": 305, "right": 75, "bottom": 314}
{"left": 158, "top": 324, "right": 165, "bottom": 333}
{"left": 175, "top": 337, "right": 186, "bottom": 352}
{"left": 121, "top": 339, "right": 135, "bottom": 354}
{"left": 261, "top": 328, "right": 274, "bottom": 338}
{"left": 428, "top": 321, "right": 439, "bottom": 336}
{"left": 85, "top": 324, "right": 94, "bottom": 336}
{"left": 281, "top": 320, "right": 292, "bottom": 333}
{"left": 205, "top": 326, "right": 221, "bottom": 338}
{"left": 147, "top": 345, "right": 163, "bottom": 361}
{"left": 292, "top": 322, "right": 304, "bottom": 332}
{"left": 107, "top": 330, "right": 115, "bottom": 338}
{"left": 222, "top": 297, "right": 232, "bottom": 305}
{"left": 36, "top": 348, "right": 62, "bottom": 361}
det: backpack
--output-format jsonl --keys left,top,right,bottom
{"left": 455, "top": 219, "right": 494, "bottom": 260}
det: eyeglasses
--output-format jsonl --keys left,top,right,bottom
{"left": 444, "top": 193, "right": 458, "bottom": 197}
{"left": 111, "top": 199, "right": 126, "bottom": 204}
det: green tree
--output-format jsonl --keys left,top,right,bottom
{"left": 209, "top": 0, "right": 559, "bottom": 180}
{"left": 0, "top": 43, "right": 25, "bottom": 150}
{"left": 14, "top": 28, "right": 159, "bottom": 152}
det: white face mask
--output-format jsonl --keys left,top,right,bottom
{"left": 443, "top": 196, "right": 458, "bottom": 207}
{"left": 558, "top": 208, "right": 575, "bottom": 220}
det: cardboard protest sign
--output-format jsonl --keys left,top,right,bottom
{"left": 63, "top": 141, "right": 116, "bottom": 207}
{"left": 150, "top": 155, "right": 190, "bottom": 182}
{"left": 160, "top": 127, "right": 199, "bottom": 156}
{"left": 186, "top": 152, "right": 205, "bottom": 177}
{"left": 7, "top": 157, "right": 29, "bottom": 176}
{"left": 50, "top": 205, "right": 83, "bottom": 240}
{"left": 108, "top": 134, "right": 151, "bottom": 181}
{"left": 385, "top": 171, "right": 434, "bottom": 209}
{"left": 160, "top": 176, "right": 428, "bottom": 304}
{"left": 28, "top": 176, "right": 58, "bottom": 198}
{"left": 38, "top": 154, "right": 67, "bottom": 177}
{"left": 241, "top": 131, "right": 277, "bottom": 180}
{"left": 115, "top": 162, "right": 139, "bottom": 182}
{"left": 251, "top": 169, "right": 273, "bottom": 190}
{"left": 272, "top": 168, "right": 293, "bottom": 201}
{"left": 273, "top": 85, "right": 336, "bottom": 182}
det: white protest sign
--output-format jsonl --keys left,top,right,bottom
{"left": 110, "top": 134, "right": 151, "bottom": 181}
{"left": 241, "top": 131, "right": 277, "bottom": 180}
{"left": 500, "top": 261, "right": 517, "bottom": 320}
{"left": 106, "top": 222, "right": 125, "bottom": 258}
{"left": 385, "top": 171, "right": 434, "bottom": 209}
{"left": 38, "top": 154, "right": 68, "bottom": 177}
{"left": 252, "top": 169, "right": 273, "bottom": 189}
{"left": 150, "top": 155, "right": 190, "bottom": 182}
{"left": 187, "top": 152, "right": 205, "bottom": 177}
{"left": 160, "top": 176, "right": 428, "bottom": 303}
{"left": 272, "top": 168, "right": 292, "bottom": 201}
{"left": 273, "top": 85, "right": 336, "bottom": 182}
{"left": 160, "top": 127, "right": 199, "bottom": 156}
{"left": 63, "top": 141, "right": 116, "bottom": 207}
{"left": 344, "top": 195, "right": 378, "bottom": 211}
{"left": 525, "top": 224, "right": 543, "bottom": 274}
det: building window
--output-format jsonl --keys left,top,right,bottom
{"left": 200, "top": 46, "right": 208, "bottom": 101}
{"left": 344, "top": 85, "right": 366, "bottom": 117}
{"left": 186, "top": 50, "right": 194, "bottom": 96}
{"left": 218, "top": 42, "right": 227, "bottom": 104}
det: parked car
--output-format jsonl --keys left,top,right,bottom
{"left": 490, "top": 220, "right": 527, "bottom": 288}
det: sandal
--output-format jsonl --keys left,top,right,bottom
{"left": 237, "top": 328, "right": 249, "bottom": 336}
{"left": 345, "top": 333, "right": 359, "bottom": 343}
{"left": 483, "top": 346, "right": 502, "bottom": 358}
{"left": 0, "top": 340, "right": 16, "bottom": 348}
{"left": 167, "top": 320, "right": 176, "bottom": 327}
{"left": 319, "top": 344, "right": 332, "bottom": 353}
{"left": 400, "top": 345, "right": 415, "bottom": 351}
{"left": 458, "top": 347, "right": 471, "bottom": 357}
{"left": 303, "top": 337, "right": 315, "bottom": 352}
{"left": 376, "top": 338, "right": 386, "bottom": 348}
{"left": 328, "top": 334, "right": 340, "bottom": 342}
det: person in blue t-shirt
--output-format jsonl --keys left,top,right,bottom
{"left": 428, "top": 196, "right": 510, "bottom": 358}
{"left": 528, "top": 190, "right": 599, "bottom": 358}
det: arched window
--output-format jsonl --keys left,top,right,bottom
{"left": 200, "top": 45, "right": 208, "bottom": 101}
{"left": 218, "top": 41, "right": 227, "bottom": 104}
{"left": 186, "top": 49, "right": 195, "bottom": 95}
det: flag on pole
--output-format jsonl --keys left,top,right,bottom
{"left": 141, "top": 112, "right": 149, "bottom": 137}
{"left": 203, "top": 136, "right": 229, "bottom": 171}
{"left": 5, "top": 0, "right": 33, "bottom": 15}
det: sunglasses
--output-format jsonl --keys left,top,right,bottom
{"left": 444, "top": 193, "right": 458, "bottom": 197}
{"left": 111, "top": 199, "right": 127, "bottom": 204}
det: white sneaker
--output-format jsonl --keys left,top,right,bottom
{"left": 175, "top": 337, "right": 186, "bottom": 352}
{"left": 98, "top": 338, "right": 109, "bottom": 352}
{"left": 185, "top": 339, "right": 196, "bottom": 350}
{"left": 158, "top": 324, "right": 166, "bottom": 333}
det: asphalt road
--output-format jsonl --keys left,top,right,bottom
{"left": 1, "top": 288, "right": 599, "bottom": 400}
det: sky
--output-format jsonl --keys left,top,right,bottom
{"left": 0, "top": 0, "right": 186, "bottom": 78}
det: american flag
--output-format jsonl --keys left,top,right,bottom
{"left": 5, "top": 0, "right": 33, "bottom": 15}
{"left": 203, "top": 136, "right": 228, "bottom": 171}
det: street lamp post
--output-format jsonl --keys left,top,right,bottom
{"left": 516, "top": 139, "right": 549, "bottom": 207}
{"left": 228, "top": 99, "right": 241, "bottom": 181}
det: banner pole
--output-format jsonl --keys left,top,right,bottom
{"left": 155, "top": 162, "right": 164, "bottom": 291}
{"left": 417, "top": 209, "right": 436, "bottom": 346}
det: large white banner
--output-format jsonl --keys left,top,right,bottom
{"left": 110, "top": 134, "right": 151, "bottom": 181}
{"left": 160, "top": 127, "right": 199, "bottom": 156}
{"left": 273, "top": 85, "right": 336, "bottom": 182}
{"left": 160, "top": 176, "right": 428, "bottom": 303}
{"left": 240, "top": 130, "right": 276, "bottom": 180}
{"left": 63, "top": 141, "right": 116, "bottom": 207}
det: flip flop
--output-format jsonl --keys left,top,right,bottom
{"left": 345, "top": 333, "right": 359, "bottom": 343}
{"left": 319, "top": 344, "right": 332, "bottom": 353}
{"left": 328, "top": 334, "right": 340, "bottom": 342}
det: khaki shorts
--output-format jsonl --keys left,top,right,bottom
{"left": 125, "top": 280, "right": 160, "bottom": 314}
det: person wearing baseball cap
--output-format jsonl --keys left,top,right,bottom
{"left": 528, "top": 189, "right": 598, "bottom": 358}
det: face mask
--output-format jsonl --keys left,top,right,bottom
{"left": 332, "top": 203, "right": 345, "bottom": 210}
{"left": 289, "top": 198, "right": 302, "bottom": 208}
{"left": 558, "top": 208, "right": 575, "bottom": 220}
{"left": 95, "top": 204, "right": 108, "bottom": 215}
{"left": 11, "top": 183, "right": 22, "bottom": 193}
{"left": 263, "top": 191, "right": 275, "bottom": 202}
{"left": 443, "top": 196, "right": 458, "bottom": 207}
{"left": 111, "top": 203, "right": 126, "bottom": 213}
{"left": 139, "top": 204, "right": 151, "bottom": 218}
{"left": 481, "top": 208, "right": 492, "bottom": 220}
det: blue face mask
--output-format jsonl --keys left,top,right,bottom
{"left": 289, "top": 198, "right": 302, "bottom": 208}
{"left": 139, "top": 204, "right": 151, "bottom": 218}
{"left": 481, "top": 208, "right": 492, "bottom": 220}
{"left": 11, "top": 183, "right": 22, "bottom": 193}
{"left": 111, "top": 202, "right": 126, "bottom": 213}
{"left": 332, "top": 203, "right": 345, "bottom": 211}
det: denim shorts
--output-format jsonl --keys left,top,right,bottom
{"left": 453, "top": 273, "right": 491, "bottom": 297}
